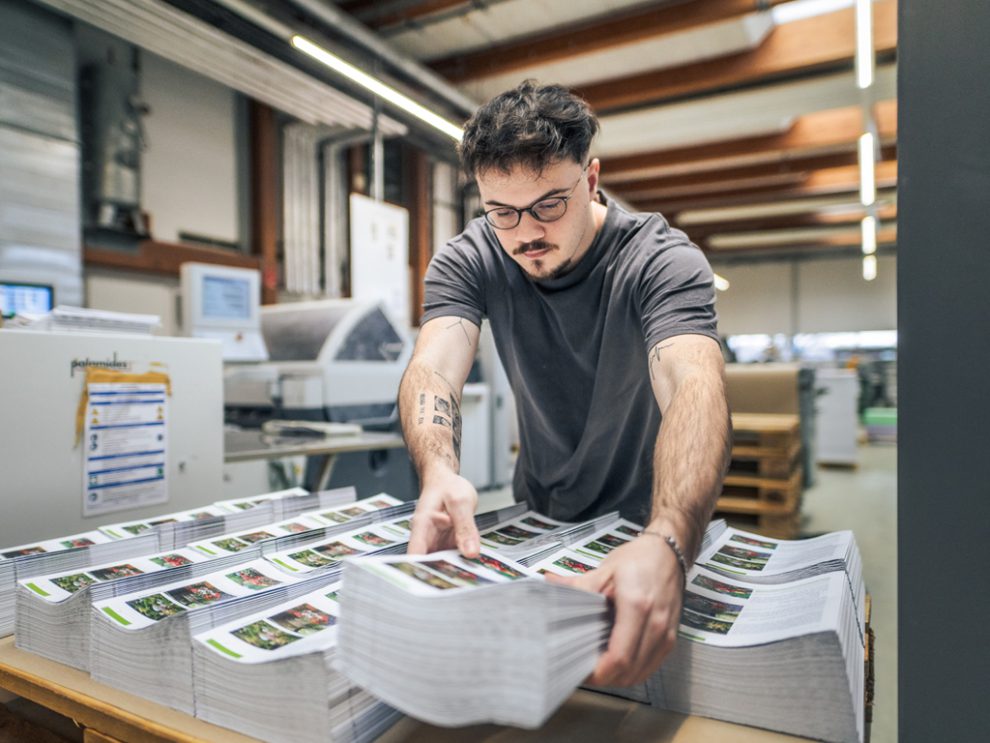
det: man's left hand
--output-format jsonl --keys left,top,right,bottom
{"left": 545, "top": 533, "right": 683, "bottom": 687}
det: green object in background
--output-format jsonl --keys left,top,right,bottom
{"left": 863, "top": 407, "right": 898, "bottom": 426}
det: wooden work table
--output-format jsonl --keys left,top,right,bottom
{"left": 0, "top": 634, "right": 811, "bottom": 743}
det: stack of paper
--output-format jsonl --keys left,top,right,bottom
{"left": 649, "top": 565, "right": 865, "bottom": 743}
{"left": 89, "top": 557, "right": 306, "bottom": 712}
{"left": 336, "top": 549, "right": 610, "bottom": 729}
{"left": 14, "top": 545, "right": 230, "bottom": 669}
{"left": 86, "top": 512, "right": 416, "bottom": 713}
{"left": 192, "top": 581, "right": 401, "bottom": 743}
{"left": 0, "top": 531, "right": 157, "bottom": 637}
{"left": 695, "top": 525, "right": 865, "bottom": 627}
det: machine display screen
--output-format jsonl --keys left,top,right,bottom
{"left": 202, "top": 275, "right": 251, "bottom": 320}
{"left": 0, "top": 282, "right": 53, "bottom": 318}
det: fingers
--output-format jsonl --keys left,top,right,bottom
{"left": 448, "top": 494, "right": 480, "bottom": 557}
{"left": 545, "top": 566, "right": 610, "bottom": 594}
{"left": 585, "top": 581, "right": 652, "bottom": 687}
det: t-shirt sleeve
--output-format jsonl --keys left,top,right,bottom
{"left": 421, "top": 233, "right": 487, "bottom": 328}
{"left": 636, "top": 225, "right": 719, "bottom": 351}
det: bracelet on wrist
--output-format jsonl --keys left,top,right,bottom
{"left": 642, "top": 529, "right": 690, "bottom": 587}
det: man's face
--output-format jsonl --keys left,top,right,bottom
{"left": 476, "top": 158, "right": 601, "bottom": 281}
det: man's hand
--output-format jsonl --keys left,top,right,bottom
{"left": 546, "top": 533, "right": 683, "bottom": 687}
{"left": 407, "top": 470, "right": 480, "bottom": 557}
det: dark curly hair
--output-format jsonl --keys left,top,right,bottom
{"left": 458, "top": 80, "right": 599, "bottom": 179}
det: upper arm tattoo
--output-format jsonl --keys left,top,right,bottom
{"left": 648, "top": 342, "right": 675, "bottom": 382}
{"left": 444, "top": 318, "right": 473, "bottom": 346}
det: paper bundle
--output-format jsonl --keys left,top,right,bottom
{"left": 14, "top": 546, "right": 237, "bottom": 669}
{"left": 192, "top": 581, "right": 401, "bottom": 743}
{"left": 86, "top": 512, "right": 415, "bottom": 714}
{"left": 336, "top": 549, "right": 609, "bottom": 729}
{"left": 650, "top": 565, "right": 865, "bottom": 743}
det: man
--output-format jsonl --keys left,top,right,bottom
{"left": 398, "top": 81, "right": 731, "bottom": 688}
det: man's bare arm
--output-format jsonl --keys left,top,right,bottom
{"left": 398, "top": 316, "right": 482, "bottom": 555}
{"left": 551, "top": 334, "right": 729, "bottom": 687}
{"left": 647, "top": 335, "right": 731, "bottom": 561}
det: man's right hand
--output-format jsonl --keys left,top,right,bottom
{"left": 407, "top": 470, "right": 480, "bottom": 557}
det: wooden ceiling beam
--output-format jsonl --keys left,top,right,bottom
{"left": 682, "top": 204, "right": 898, "bottom": 238}
{"left": 610, "top": 146, "right": 896, "bottom": 200}
{"left": 428, "top": 0, "right": 788, "bottom": 82}
{"left": 577, "top": 0, "right": 897, "bottom": 113}
{"left": 635, "top": 162, "right": 898, "bottom": 215}
{"left": 600, "top": 100, "right": 898, "bottom": 183}
{"left": 344, "top": 1, "right": 472, "bottom": 30}
{"left": 705, "top": 224, "right": 897, "bottom": 252}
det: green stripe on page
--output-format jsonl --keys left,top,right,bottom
{"left": 197, "top": 546, "right": 216, "bottom": 556}
{"left": 25, "top": 583, "right": 49, "bottom": 597}
{"left": 678, "top": 630, "right": 706, "bottom": 642}
{"left": 272, "top": 558, "right": 297, "bottom": 572}
{"left": 704, "top": 562, "right": 745, "bottom": 575}
{"left": 104, "top": 530, "right": 123, "bottom": 539}
{"left": 101, "top": 607, "right": 131, "bottom": 626}
{"left": 207, "top": 639, "right": 242, "bottom": 659}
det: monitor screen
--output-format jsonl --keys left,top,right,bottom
{"left": 0, "top": 282, "right": 54, "bottom": 318}
{"left": 201, "top": 275, "right": 251, "bottom": 321}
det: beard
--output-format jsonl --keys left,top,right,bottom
{"left": 514, "top": 241, "right": 574, "bottom": 280}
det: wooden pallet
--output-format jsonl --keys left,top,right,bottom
{"left": 730, "top": 413, "right": 801, "bottom": 457}
{"left": 728, "top": 442, "right": 801, "bottom": 480}
{"left": 719, "top": 468, "right": 803, "bottom": 510}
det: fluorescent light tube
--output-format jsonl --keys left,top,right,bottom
{"left": 862, "top": 254, "right": 877, "bottom": 281}
{"left": 855, "top": 0, "right": 874, "bottom": 89}
{"left": 292, "top": 35, "right": 464, "bottom": 141}
{"left": 861, "top": 215, "right": 877, "bottom": 255}
{"left": 859, "top": 132, "right": 876, "bottom": 207}
{"left": 772, "top": 0, "right": 853, "bottom": 25}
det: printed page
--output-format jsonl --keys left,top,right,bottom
{"left": 93, "top": 558, "right": 298, "bottom": 630}
{"left": 1, "top": 530, "right": 114, "bottom": 560}
{"left": 478, "top": 511, "right": 574, "bottom": 551}
{"left": 307, "top": 493, "right": 404, "bottom": 527}
{"left": 357, "top": 549, "right": 531, "bottom": 597}
{"left": 189, "top": 515, "right": 327, "bottom": 557}
{"left": 677, "top": 567, "right": 846, "bottom": 647}
{"left": 696, "top": 527, "right": 851, "bottom": 578}
{"left": 264, "top": 520, "right": 408, "bottom": 575}
{"left": 19, "top": 547, "right": 209, "bottom": 604}
{"left": 569, "top": 519, "right": 643, "bottom": 563}
{"left": 211, "top": 487, "right": 309, "bottom": 514}
{"left": 529, "top": 548, "right": 603, "bottom": 577}
{"left": 195, "top": 583, "right": 344, "bottom": 663}
{"left": 99, "top": 505, "right": 228, "bottom": 539}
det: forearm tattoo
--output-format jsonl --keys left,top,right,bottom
{"left": 414, "top": 371, "right": 463, "bottom": 464}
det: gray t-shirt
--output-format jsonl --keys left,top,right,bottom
{"left": 422, "top": 199, "right": 718, "bottom": 524}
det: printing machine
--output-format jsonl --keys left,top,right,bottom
{"left": 223, "top": 299, "right": 417, "bottom": 497}
{"left": 224, "top": 299, "right": 411, "bottom": 429}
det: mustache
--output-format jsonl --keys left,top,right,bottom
{"left": 513, "top": 240, "right": 557, "bottom": 256}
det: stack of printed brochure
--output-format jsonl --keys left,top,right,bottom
{"left": 85, "top": 505, "right": 413, "bottom": 713}
{"left": 649, "top": 564, "right": 864, "bottom": 743}
{"left": 336, "top": 548, "right": 611, "bottom": 729}
{"left": 337, "top": 518, "right": 866, "bottom": 742}
{"left": 192, "top": 581, "right": 401, "bottom": 743}
{"left": 13, "top": 493, "right": 407, "bottom": 671}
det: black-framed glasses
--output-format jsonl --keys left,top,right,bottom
{"left": 482, "top": 171, "right": 586, "bottom": 230}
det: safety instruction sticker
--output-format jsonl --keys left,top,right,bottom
{"left": 83, "top": 382, "right": 168, "bottom": 516}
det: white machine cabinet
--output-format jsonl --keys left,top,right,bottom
{"left": 814, "top": 367, "right": 860, "bottom": 466}
{"left": 0, "top": 329, "right": 223, "bottom": 545}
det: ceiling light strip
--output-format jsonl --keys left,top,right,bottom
{"left": 292, "top": 36, "right": 464, "bottom": 142}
